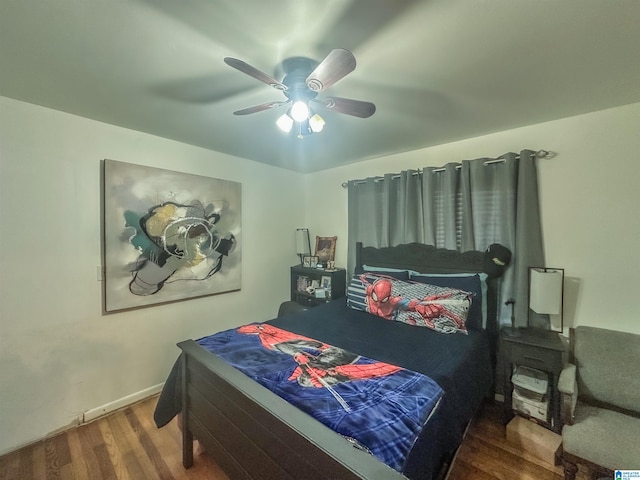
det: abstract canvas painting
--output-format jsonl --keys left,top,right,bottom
{"left": 102, "top": 160, "right": 241, "bottom": 312}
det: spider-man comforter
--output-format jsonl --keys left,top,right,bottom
{"left": 196, "top": 323, "right": 444, "bottom": 473}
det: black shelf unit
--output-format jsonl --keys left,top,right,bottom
{"left": 290, "top": 265, "right": 346, "bottom": 307}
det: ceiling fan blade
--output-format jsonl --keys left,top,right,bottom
{"left": 224, "top": 57, "right": 288, "bottom": 91}
{"left": 316, "top": 96, "right": 376, "bottom": 118}
{"left": 305, "top": 49, "right": 356, "bottom": 92}
{"left": 233, "top": 101, "right": 289, "bottom": 116}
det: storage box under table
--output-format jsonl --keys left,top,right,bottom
{"left": 511, "top": 365, "right": 549, "bottom": 422}
{"left": 512, "top": 388, "right": 549, "bottom": 422}
{"left": 512, "top": 365, "right": 548, "bottom": 401}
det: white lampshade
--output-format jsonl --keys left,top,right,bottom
{"left": 295, "top": 228, "right": 311, "bottom": 256}
{"left": 309, "top": 113, "right": 325, "bottom": 133}
{"left": 276, "top": 113, "right": 293, "bottom": 133}
{"left": 290, "top": 101, "right": 310, "bottom": 122}
{"left": 529, "top": 268, "right": 563, "bottom": 315}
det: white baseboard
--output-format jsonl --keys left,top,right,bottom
{"left": 82, "top": 383, "right": 164, "bottom": 423}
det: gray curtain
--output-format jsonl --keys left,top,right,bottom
{"left": 514, "top": 152, "right": 546, "bottom": 327}
{"left": 347, "top": 150, "right": 544, "bottom": 326}
{"left": 347, "top": 170, "right": 423, "bottom": 273}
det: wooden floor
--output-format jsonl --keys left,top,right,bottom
{"left": 0, "top": 396, "right": 593, "bottom": 480}
{"left": 447, "top": 403, "right": 565, "bottom": 480}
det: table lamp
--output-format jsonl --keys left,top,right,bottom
{"left": 295, "top": 228, "right": 311, "bottom": 265}
{"left": 529, "top": 267, "right": 564, "bottom": 332}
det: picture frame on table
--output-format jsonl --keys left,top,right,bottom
{"left": 321, "top": 275, "right": 331, "bottom": 290}
{"left": 296, "top": 276, "right": 309, "bottom": 292}
{"left": 315, "top": 236, "right": 337, "bottom": 265}
{"left": 302, "top": 255, "right": 319, "bottom": 268}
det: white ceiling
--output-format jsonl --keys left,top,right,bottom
{"left": 2, "top": 0, "right": 640, "bottom": 173}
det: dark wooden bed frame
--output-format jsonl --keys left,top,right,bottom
{"left": 177, "top": 242, "right": 504, "bottom": 479}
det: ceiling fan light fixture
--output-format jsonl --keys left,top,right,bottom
{"left": 309, "top": 113, "right": 325, "bottom": 133}
{"left": 225, "top": 49, "right": 375, "bottom": 137}
{"left": 276, "top": 113, "right": 294, "bottom": 133}
{"left": 290, "top": 100, "right": 310, "bottom": 122}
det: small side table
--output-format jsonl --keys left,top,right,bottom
{"left": 290, "top": 266, "right": 346, "bottom": 307}
{"left": 501, "top": 327, "right": 565, "bottom": 433}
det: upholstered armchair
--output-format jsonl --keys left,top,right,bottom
{"left": 559, "top": 326, "right": 640, "bottom": 479}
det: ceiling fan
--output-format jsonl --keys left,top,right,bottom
{"left": 223, "top": 49, "right": 375, "bottom": 135}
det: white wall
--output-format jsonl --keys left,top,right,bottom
{"left": 305, "top": 102, "right": 640, "bottom": 335}
{"left": 0, "top": 96, "right": 305, "bottom": 455}
{"left": 2, "top": 95, "right": 639, "bottom": 456}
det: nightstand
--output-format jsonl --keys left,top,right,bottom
{"left": 290, "top": 265, "right": 346, "bottom": 307}
{"left": 501, "top": 327, "right": 566, "bottom": 433}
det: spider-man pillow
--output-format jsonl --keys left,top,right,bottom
{"left": 347, "top": 273, "right": 472, "bottom": 334}
{"left": 410, "top": 273, "right": 487, "bottom": 331}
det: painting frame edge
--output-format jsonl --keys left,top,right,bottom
{"left": 101, "top": 159, "right": 242, "bottom": 313}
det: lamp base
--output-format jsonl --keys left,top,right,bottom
{"left": 503, "top": 326, "right": 522, "bottom": 337}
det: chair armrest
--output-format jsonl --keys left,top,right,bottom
{"left": 558, "top": 363, "right": 578, "bottom": 425}
{"left": 558, "top": 363, "right": 576, "bottom": 395}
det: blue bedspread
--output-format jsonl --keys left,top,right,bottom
{"left": 196, "top": 323, "right": 444, "bottom": 472}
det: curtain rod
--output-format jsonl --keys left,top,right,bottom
{"left": 341, "top": 149, "right": 553, "bottom": 188}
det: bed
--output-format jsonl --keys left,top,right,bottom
{"left": 153, "top": 242, "right": 509, "bottom": 479}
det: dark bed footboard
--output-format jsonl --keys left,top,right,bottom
{"left": 178, "top": 339, "right": 407, "bottom": 480}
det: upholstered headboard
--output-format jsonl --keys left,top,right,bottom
{"left": 354, "top": 242, "right": 510, "bottom": 365}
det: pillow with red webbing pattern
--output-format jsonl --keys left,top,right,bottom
{"left": 347, "top": 273, "right": 472, "bottom": 334}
